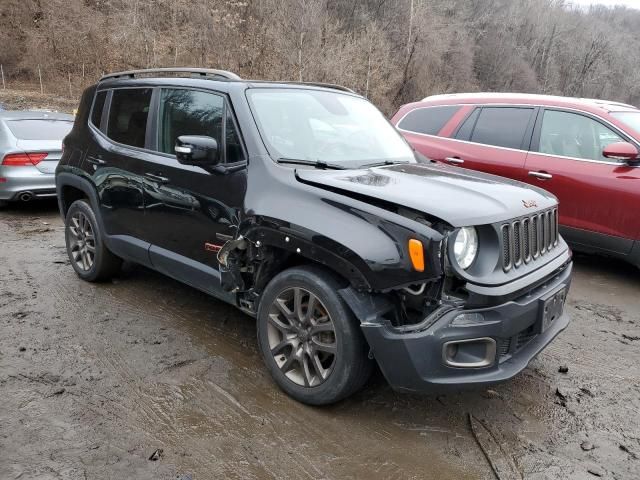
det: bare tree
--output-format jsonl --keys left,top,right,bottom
{"left": 3, "top": 0, "right": 640, "bottom": 111}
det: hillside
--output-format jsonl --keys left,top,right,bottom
{"left": 1, "top": 0, "right": 639, "bottom": 113}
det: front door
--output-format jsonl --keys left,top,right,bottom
{"left": 143, "top": 88, "right": 247, "bottom": 294}
{"left": 525, "top": 108, "right": 639, "bottom": 254}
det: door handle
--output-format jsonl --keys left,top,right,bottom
{"left": 145, "top": 173, "right": 170, "bottom": 183}
{"left": 528, "top": 171, "right": 553, "bottom": 180}
{"left": 444, "top": 157, "right": 464, "bottom": 164}
{"left": 86, "top": 156, "right": 106, "bottom": 165}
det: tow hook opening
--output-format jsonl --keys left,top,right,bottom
{"left": 442, "top": 337, "right": 496, "bottom": 368}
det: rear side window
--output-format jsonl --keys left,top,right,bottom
{"left": 106, "top": 88, "right": 152, "bottom": 148}
{"left": 454, "top": 108, "right": 480, "bottom": 140}
{"left": 90, "top": 91, "right": 107, "bottom": 129}
{"left": 469, "top": 107, "right": 534, "bottom": 149}
{"left": 5, "top": 119, "right": 73, "bottom": 140}
{"left": 397, "top": 106, "right": 460, "bottom": 136}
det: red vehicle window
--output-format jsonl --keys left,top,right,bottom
{"left": 397, "top": 106, "right": 461, "bottom": 136}
{"left": 538, "top": 110, "right": 624, "bottom": 161}
{"left": 469, "top": 107, "right": 534, "bottom": 150}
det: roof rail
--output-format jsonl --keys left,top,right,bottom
{"left": 284, "top": 81, "right": 355, "bottom": 93}
{"left": 99, "top": 67, "right": 241, "bottom": 82}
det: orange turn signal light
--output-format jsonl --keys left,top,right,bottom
{"left": 408, "top": 239, "right": 425, "bottom": 272}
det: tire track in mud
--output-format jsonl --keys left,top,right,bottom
{"left": 45, "top": 279, "right": 240, "bottom": 478}
{"left": 43, "top": 269, "right": 361, "bottom": 479}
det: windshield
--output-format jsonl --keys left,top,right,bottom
{"left": 247, "top": 88, "right": 415, "bottom": 168}
{"left": 6, "top": 119, "right": 73, "bottom": 140}
{"left": 611, "top": 111, "right": 640, "bottom": 135}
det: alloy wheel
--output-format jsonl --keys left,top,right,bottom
{"left": 267, "top": 287, "right": 337, "bottom": 387}
{"left": 68, "top": 212, "right": 96, "bottom": 271}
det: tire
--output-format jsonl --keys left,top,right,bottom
{"left": 257, "top": 265, "right": 373, "bottom": 405}
{"left": 64, "top": 199, "right": 121, "bottom": 282}
{"left": 0, "top": 200, "right": 8, "bottom": 208}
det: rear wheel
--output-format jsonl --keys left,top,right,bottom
{"left": 257, "top": 266, "right": 372, "bottom": 405}
{"left": 65, "top": 199, "right": 121, "bottom": 282}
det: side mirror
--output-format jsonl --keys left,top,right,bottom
{"left": 602, "top": 141, "right": 638, "bottom": 162}
{"left": 175, "top": 135, "right": 219, "bottom": 166}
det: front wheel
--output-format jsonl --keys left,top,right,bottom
{"left": 257, "top": 266, "right": 373, "bottom": 405}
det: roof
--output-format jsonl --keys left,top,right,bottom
{"left": 0, "top": 111, "right": 74, "bottom": 121}
{"left": 419, "top": 92, "right": 638, "bottom": 114}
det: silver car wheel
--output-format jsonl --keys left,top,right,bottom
{"left": 68, "top": 212, "right": 96, "bottom": 271}
{"left": 267, "top": 287, "right": 337, "bottom": 387}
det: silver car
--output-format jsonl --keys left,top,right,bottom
{"left": 0, "top": 111, "right": 74, "bottom": 206}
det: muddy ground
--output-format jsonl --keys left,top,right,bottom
{"left": 0, "top": 201, "right": 638, "bottom": 480}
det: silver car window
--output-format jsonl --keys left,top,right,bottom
{"left": 6, "top": 119, "right": 73, "bottom": 140}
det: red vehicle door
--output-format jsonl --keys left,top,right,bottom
{"left": 397, "top": 105, "right": 536, "bottom": 182}
{"left": 524, "top": 108, "right": 640, "bottom": 253}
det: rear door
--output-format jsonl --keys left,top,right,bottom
{"left": 400, "top": 105, "right": 536, "bottom": 182}
{"left": 441, "top": 106, "right": 536, "bottom": 181}
{"left": 525, "top": 108, "right": 639, "bottom": 253}
{"left": 93, "top": 87, "right": 152, "bottom": 262}
{"left": 141, "top": 87, "right": 247, "bottom": 295}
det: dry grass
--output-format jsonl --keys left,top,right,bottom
{"left": 0, "top": 88, "right": 78, "bottom": 114}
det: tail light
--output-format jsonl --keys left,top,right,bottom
{"left": 1, "top": 152, "right": 48, "bottom": 166}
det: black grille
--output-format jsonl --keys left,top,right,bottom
{"left": 523, "top": 219, "right": 530, "bottom": 262}
{"left": 497, "top": 338, "right": 511, "bottom": 357}
{"left": 501, "top": 207, "right": 558, "bottom": 271}
{"left": 502, "top": 225, "right": 511, "bottom": 269}
{"left": 516, "top": 324, "right": 537, "bottom": 350}
{"left": 513, "top": 221, "right": 521, "bottom": 266}
{"left": 498, "top": 324, "right": 539, "bottom": 360}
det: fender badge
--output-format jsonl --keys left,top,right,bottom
{"left": 205, "top": 242, "right": 222, "bottom": 253}
{"left": 522, "top": 200, "right": 538, "bottom": 208}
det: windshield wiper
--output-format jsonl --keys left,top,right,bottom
{"left": 276, "top": 158, "right": 347, "bottom": 170}
{"left": 359, "top": 160, "right": 411, "bottom": 168}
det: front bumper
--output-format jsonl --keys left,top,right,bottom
{"left": 0, "top": 165, "right": 57, "bottom": 200}
{"left": 360, "top": 261, "right": 572, "bottom": 393}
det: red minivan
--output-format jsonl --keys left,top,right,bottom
{"left": 392, "top": 93, "right": 640, "bottom": 268}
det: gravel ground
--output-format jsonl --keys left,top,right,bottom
{"left": 1, "top": 200, "right": 639, "bottom": 480}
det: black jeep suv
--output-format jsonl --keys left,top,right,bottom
{"left": 56, "top": 68, "right": 572, "bottom": 405}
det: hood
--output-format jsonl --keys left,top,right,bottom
{"left": 295, "top": 162, "right": 557, "bottom": 227}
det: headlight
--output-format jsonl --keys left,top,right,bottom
{"left": 453, "top": 226, "right": 478, "bottom": 269}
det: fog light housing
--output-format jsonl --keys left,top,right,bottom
{"left": 442, "top": 338, "right": 496, "bottom": 368}
{"left": 450, "top": 312, "right": 486, "bottom": 326}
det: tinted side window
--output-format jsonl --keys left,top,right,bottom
{"left": 470, "top": 107, "right": 534, "bottom": 149}
{"left": 225, "top": 108, "right": 245, "bottom": 163}
{"left": 397, "top": 106, "right": 460, "bottom": 136}
{"left": 538, "top": 110, "right": 624, "bottom": 161}
{"left": 91, "top": 91, "right": 107, "bottom": 129}
{"left": 454, "top": 108, "right": 480, "bottom": 140}
{"left": 106, "top": 89, "right": 152, "bottom": 148}
{"left": 158, "top": 89, "right": 224, "bottom": 156}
